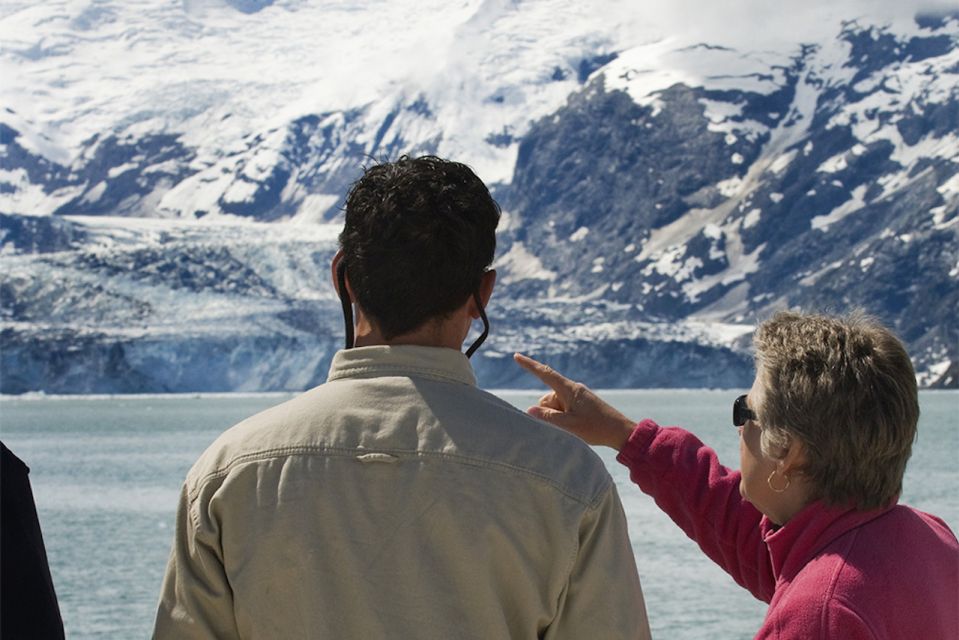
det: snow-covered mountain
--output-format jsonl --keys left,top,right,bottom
{"left": 1, "top": 1, "right": 957, "bottom": 392}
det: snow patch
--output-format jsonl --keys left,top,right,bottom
{"left": 222, "top": 179, "right": 259, "bottom": 205}
{"left": 290, "top": 194, "right": 339, "bottom": 225}
{"left": 643, "top": 245, "right": 702, "bottom": 282}
{"left": 602, "top": 39, "right": 790, "bottom": 111}
{"left": 701, "top": 224, "right": 720, "bottom": 241}
{"left": 938, "top": 172, "right": 959, "bottom": 197}
{"left": 81, "top": 182, "right": 107, "bottom": 204}
{"left": 799, "top": 259, "right": 843, "bottom": 287}
{"left": 682, "top": 242, "right": 764, "bottom": 302}
{"left": 917, "top": 359, "right": 952, "bottom": 388}
{"left": 768, "top": 151, "right": 796, "bottom": 174}
{"left": 716, "top": 176, "right": 743, "bottom": 198}
{"left": 107, "top": 162, "right": 139, "bottom": 179}
{"left": 817, "top": 152, "right": 848, "bottom": 173}
{"left": 811, "top": 185, "right": 868, "bottom": 231}
{"left": 700, "top": 98, "right": 768, "bottom": 142}
{"left": 494, "top": 242, "right": 557, "bottom": 285}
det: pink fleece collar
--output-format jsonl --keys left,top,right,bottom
{"left": 760, "top": 499, "right": 897, "bottom": 583}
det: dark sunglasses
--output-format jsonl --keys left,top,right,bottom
{"left": 733, "top": 394, "right": 757, "bottom": 427}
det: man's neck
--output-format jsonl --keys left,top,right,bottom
{"left": 352, "top": 314, "right": 469, "bottom": 352}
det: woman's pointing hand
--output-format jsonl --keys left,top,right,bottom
{"left": 513, "top": 353, "right": 636, "bottom": 451}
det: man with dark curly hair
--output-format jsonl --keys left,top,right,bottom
{"left": 155, "top": 156, "right": 650, "bottom": 639}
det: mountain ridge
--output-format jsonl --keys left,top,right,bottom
{"left": 1, "top": 4, "right": 956, "bottom": 392}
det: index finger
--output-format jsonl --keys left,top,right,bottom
{"left": 513, "top": 353, "right": 577, "bottom": 395}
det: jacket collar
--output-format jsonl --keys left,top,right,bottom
{"left": 761, "top": 498, "right": 897, "bottom": 583}
{"left": 327, "top": 345, "right": 477, "bottom": 387}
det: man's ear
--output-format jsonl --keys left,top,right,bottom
{"left": 330, "top": 250, "right": 352, "bottom": 298}
{"left": 480, "top": 269, "right": 496, "bottom": 305}
{"left": 330, "top": 250, "right": 343, "bottom": 294}
{"left": 471, "top": 270, "right": 496, "bottom": 318}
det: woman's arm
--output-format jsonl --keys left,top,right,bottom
{"left": 514, "top": 353, "right": 775, "bottom": 602}
{"left": 617, "top": 419, "right": 774, "bottom": 602}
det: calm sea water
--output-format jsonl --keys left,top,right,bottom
{"left": 1, "top": 390, "right": 956, "bottom": 639}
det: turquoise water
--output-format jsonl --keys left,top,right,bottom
{"left": 1, "top": 390, "right": 956, "bottom": 639}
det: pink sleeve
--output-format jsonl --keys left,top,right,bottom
{"left": 616, "top": 419, "right": 776, "bottom": 602}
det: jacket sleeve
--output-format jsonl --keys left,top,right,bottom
{"left": 545, "top": 483, "right": 652, "bottom": 640}
{"left": 153, "top": 483, "right": 239, "bottom": 639}
{"left": 616, "top": 419, "right": 776, "bottom": 602}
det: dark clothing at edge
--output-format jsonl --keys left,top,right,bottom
{"left": 1, "top": 441, "right": 66, "bottom": 640}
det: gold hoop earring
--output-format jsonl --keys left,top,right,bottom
{"left": 767, "top": 470, "right": 790, "bottom": 493}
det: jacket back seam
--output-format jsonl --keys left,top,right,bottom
{"left": 187, "top": 445, "right": 610, "bottom": 508}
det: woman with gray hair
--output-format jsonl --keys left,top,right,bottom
{"left": 515, "top": 311, "right": 958, "bottom": 638}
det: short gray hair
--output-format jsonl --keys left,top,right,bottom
{"left": 753, "top": 311, "right": 919, "bottom": 510}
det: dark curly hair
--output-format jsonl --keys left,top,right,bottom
{"left": 339, "top": 155, "right": 500, "bottom": 340}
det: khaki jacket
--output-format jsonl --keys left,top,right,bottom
{"left": 154, "top": 346, "right": 650, "bottom": 639}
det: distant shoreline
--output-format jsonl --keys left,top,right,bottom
{"left": 3, "top": 388, "right": 955, "bottom": 401}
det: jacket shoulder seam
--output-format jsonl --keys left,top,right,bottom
{"left": 188, "top": 445, "right": 608, "bottom": 506}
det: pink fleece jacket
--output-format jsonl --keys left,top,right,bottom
{"left": 617, "top": 419, "right": 959, "bottom": 639}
